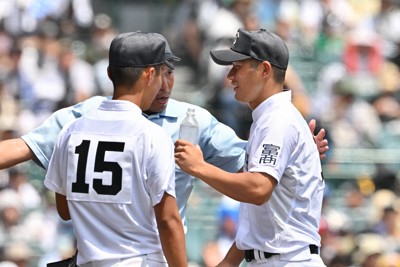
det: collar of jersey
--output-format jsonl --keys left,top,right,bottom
{"left": 252, "top": 90, "right": 291, "bottom": 122}
{"left": 100, "top": 99, "right": 142, "bottom": 114}
{"left": 142, "top": 109, "right": 177, "bottom": 120}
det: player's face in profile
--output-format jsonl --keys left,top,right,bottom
{"left": 227, "top": 59, "right": 264, "bottom": 109}
{"left": 141, "top": 64, "right": 166, "bottom": 111}
{"left": 144, "top": 64, "right": 175, "bottom": 114}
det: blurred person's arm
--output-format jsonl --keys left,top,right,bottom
{"left": 285, "top": 65, "right": 311, "bottom": 118}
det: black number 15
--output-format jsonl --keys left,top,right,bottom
{"left": 71, "top": 140, "right": 125, "bottom": 195}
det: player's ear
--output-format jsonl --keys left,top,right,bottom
{"left": 261, "top": 61, "right": 272, "bottom": 78}
{"left": 107, "top": 66, "right": 111, "bottom": 80}
{"left": 143, "top": 66, "right": 156, "bottom": 85}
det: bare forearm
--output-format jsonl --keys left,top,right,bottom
{"left": 0, "top": 138, "right": 34, "bottom": 169}
{"left": 174, "top": 140, "right": 274, "bottom": 204}
{"left": 217, "top": 242, "right": 244, "bottom": 267}
{"left": 191, "top": 162, "right": 275, "bottom": 205}
{"left": 157, "top": 217, "right": 187, "bottom": 267}
{"left": 155, "top": 194, "right": 187, "bottom": 267}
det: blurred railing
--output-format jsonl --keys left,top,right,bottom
{"left": 322, "top": 148, "right": 400, "bottom": 180}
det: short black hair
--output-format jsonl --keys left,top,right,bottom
{"left": 108, "top": 66, "right": 144, "bottom": 88}
{"left": 108, "top": 64, "right": 162, "bottom": 88}
{"left": 250, "top": 59, "right": 286, "bottom": 83}
{"left": 272, "top": 65, "right": 286, "bottom": 83}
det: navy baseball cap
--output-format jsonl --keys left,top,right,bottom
{"left": 210, "top": 28, "right": 289, "bottom": 70}
{"left": 109, "top": 31, "right": 180, "bottom": 69}
{"left": 151, "top": 33, "right": 181, "bottom": 70}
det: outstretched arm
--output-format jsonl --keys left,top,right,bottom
{"left": 175, "top": 140, "right": 277, "bottom": 205}
{"left": 309, "top": 119, "right": 329, "bottom": 160}
{"left": 0, "top": 138, "right": 35, "bottom": 169}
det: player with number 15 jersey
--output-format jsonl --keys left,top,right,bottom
{"left": 44, "top": 99, "right": 176, "bottom": 265}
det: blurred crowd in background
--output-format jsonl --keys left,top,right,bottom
{"left": 0, "top": 0, "right": 399, "bottom": 266}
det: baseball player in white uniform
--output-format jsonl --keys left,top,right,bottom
{"left": 44, "top": 32, "right": 187, "bottom": 267}
{"left": 175, "top": 28, "right": 326, "bottom": 266}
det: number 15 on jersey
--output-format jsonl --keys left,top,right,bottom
{"left": 66, "top": 133, "right": 134, "bottom": 204}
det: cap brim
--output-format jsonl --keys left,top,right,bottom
{"left": 210, "top": 49, "right": 251, "bottom": 65}
{"left": 165, "top": 53, "right": 181, "bottom": 70}
{"left": 165, "top": 60, "right": 175, "bottom": 70}
{"left": 166, "top": 54, "right": 181, "bottom": 62}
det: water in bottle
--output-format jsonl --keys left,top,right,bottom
{"left": 179, "top": 108, "right": 199, "bottom": 145}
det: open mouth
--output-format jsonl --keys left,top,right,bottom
{"left": 156, "top": 96, "right": 169, "bottom": 104}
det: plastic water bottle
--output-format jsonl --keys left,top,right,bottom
{"left": 179, "top": 108, "right": 199, "bottom": 145}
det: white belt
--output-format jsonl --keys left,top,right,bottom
{"left": 79, "top": 252, "right": 166, "bottom": 267}
{"left": 279, "top": 245, "right": 317, "bottom": 261}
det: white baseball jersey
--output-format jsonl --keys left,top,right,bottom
{"left": 44, "top": 100, "right": 176, "bottom": 266}
{"left": 236, "top": 91, "right": 325, "bottom": 255}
